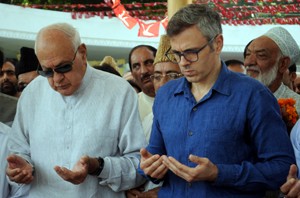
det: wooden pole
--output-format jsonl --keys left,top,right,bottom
{"left": 167, "top": 0, "right": 193, "bottom": 19}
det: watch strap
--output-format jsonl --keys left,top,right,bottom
{"left": 90, "top": 157, "right": 104, "bottom": 176}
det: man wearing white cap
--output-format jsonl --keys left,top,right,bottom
{"left": 244, "top": 26, "right": 300, "bottom": 115}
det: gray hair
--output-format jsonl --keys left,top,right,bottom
{"left": 167, "top": 4, "right": 222, "bottom": 41}
{"left": 35, "top": 23, "right": 81, "bottom": 53}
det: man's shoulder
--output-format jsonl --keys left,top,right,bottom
{"left": 158, "top": 78, "right": 184, "bottom": 94}
{"left": 0, "top": 93, "right": 18, "bottom": 123}
{"left": 154, "top": 78, "right": 184, "bottom": 105}
{"left": 92, "top": 69, "right": 132, "bottom": 91}
{"left": 0, "top": 122, "right": 10, "bottom": 135}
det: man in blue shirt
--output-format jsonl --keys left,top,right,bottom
{"left": 138, "top": 4, "right": 295, "bottom": 198}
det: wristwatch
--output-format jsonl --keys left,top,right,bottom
{"left": 90, "top": 157, "right": 104, "bottom": 176}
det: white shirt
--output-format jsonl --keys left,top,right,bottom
{"left": 138, "top": 92, "right": 154, "bottom": 139}
{"left": 138, "top": 92, "right": 154, "bottom": 123}
{"left": 8, "top": 66, "right": 147, "bottom": 198}
{"left": 137, "top": 94, "right": 161, "bottom": 192}
{"left": 0, "top": 122, "right": 30, "bottom": 198}
{"left": 0, "top": 123, "right": 11, "bottom": 198}
{"left": 290, "top": 120, "right": 300, "bottom": 178}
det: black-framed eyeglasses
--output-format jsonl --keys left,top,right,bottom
{"left": 150, "top": 72, "right": 183, "bottom": 82}
{"left": 165, "top": 35, "right": 217, "bottom": 64}
{"left": 37, "top": 48, "right": 78, "bottom": 78}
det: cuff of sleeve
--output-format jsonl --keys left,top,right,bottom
{"left": 98, "top": 157, "right": 109, "bottom": 179}
{"left": 213, "top": 164, "right": 238, "bottom": 186}
{"left": 146, "top": 175, "right": 164, "bottom": 184}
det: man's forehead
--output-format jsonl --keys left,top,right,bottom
{"left": 1, "top": 63, "right": 15, "bottom": 71}
{"left": 131, "top": 50, "right": 154, "bottom": 63}
{"left": 249, "top": 36, "right": 280, "bottom": 53}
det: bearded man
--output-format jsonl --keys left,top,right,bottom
{"left": 244, "top": 27, "right": 300, "bottom": 115}
{"left": 0, "top": 59, "right": 20, "bottom": 97}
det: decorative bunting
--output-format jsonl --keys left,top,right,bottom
{"left": 17, "top": 1, "right": 300, "bottom": 37}
{"left": 138, "top": 20, "right": 160, "bottom": 37}
{"left": 113, "top": 3, "right": 137, "bottom": 30}
{"left": 161, "top": 17, "right": 168, "bottom": 30}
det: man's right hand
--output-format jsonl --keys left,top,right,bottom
{"left": 280, "top": 164, "right": 300, "bottom": 198}
{"left": 139, "top": 148, "right": 168, "bottom": 180}
{"left": 6, "top": 154, "right": 34, "bottom": 184}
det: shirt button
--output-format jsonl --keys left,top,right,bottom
{"left": 188, "top": 131, "right": 193, "bottom": 136}
{"left": 192, "top": 107, "right": 197, "bottom": 111}
{"left": 188, "top": 183, "right": 192, "bottom": 187}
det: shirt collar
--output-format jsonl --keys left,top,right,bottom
{"left": 273, "top": 83, "right": 286, "bottom": 98}
{"left": 174, "top": 61, "right": 231, "bottom": 97}
{"left": 67, "top": 63, "right": 91, "bottom": 97}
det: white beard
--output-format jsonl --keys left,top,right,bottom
{"left": 256, "top": 62, "right": 279, "bottom": 87}
{"left": 246, "top": 56, "right": 281, "bottom": 87}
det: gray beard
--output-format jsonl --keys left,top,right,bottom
{"left": 255, "top": 62, "right": 279, "bottom": 87}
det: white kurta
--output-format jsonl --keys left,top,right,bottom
{"left": 8, "top": 66, "right": 147, "bottom": 198}
{"left": 138, "top": 92, "right": 154, "bottom": 123}
{"left": 138, "top": 92, "right": 154, "bottom": 140}
{"left": 0, "top": 122, "right": 30, "bottom": 198}
{"left": 0, "top": 123, "right": 11, "bottom": 198}
{"left": 290, "top": 120, "right": 300, "bottom": 178}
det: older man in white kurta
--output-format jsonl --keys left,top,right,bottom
{"left": 6, "top": 23, "right": 146, "bottom": 198}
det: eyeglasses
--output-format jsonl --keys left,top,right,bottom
{"left": 37, "top": 48, "right": 78, "bottom": 78}
{"left": 150, "top": 72, "right": 183, "bottom": 82}
{"left": 165, "top": 35, "right": 217, "bottom": 64}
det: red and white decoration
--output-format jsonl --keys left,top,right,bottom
{"left": 20, "top": 0, "right": 300, "bottom": 38}
{"left": 108, "top": 0, "right": 164, "bottom": 37}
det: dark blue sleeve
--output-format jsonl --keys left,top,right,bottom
{"left": 214, "top": 86, "right": 295, "bottom": 191}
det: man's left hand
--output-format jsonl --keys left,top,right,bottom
{"left": 162, "top": 154, "right": 218, "bottom": 182}
{"left": 54, "top": 155, "right": 89, "bottom": 185}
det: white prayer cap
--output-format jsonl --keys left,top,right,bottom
{"left": 263, "top": 27, "right": 300, "bottom": 66}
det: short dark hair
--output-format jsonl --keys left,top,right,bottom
{"left": 289, "top": 63, "right": 296, "bottom": 73}
{"left": 0, "top": 58, "right": 18, "bottom": 78}
{"left": 2, "top": 58, "right": 18, "bottom": 68}
{"left": 225, "top": 59, "right": 244, "bottom": 67}
{"left": 127, "top": 79, "right": 141, "bottom": 93}
{"left": 166, "top": 4, "right": 222, "bottom": 41}
{"left": 243, "top": 40, "right": 253, "bottom": 59}
{"left": 128, "top": 45, "right": 157, "bottom": 71}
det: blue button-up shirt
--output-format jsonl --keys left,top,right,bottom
{"left": 143, "top": 62, "right": 295, "bottom": 197}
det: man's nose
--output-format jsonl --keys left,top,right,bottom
{"left": 140, "top": 64, "right": 149, "bottom": 74}
{"left": 179, "top": 56, "right": 190, "bottom": 67}
{"left": 244, "top": 54, "right": 256, "bottom": 67}
{"left": 52, "top": 72, "right": 64, "bottom": 83}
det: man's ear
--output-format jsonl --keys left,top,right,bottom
{"left": 78, "top": 43, "right": 87, "bottom": 60}
{"left": 278, "top": 57, "right": 290, "bottom": 74}
{"left": 214, "top": 34, "right": 223, "bottom": 55}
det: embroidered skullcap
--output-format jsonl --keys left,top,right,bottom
{"left": 154, "top": 35, "right": 175, "bottom": 65}
{"left": 17, "top": 47, "right": 39, "bottom": 75}
{"left": 263, "top": 27, "right": 300, "bottom": 67}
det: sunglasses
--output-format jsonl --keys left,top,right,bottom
{"left": 37, "top": 49, "right": 78, "bottom": 78}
